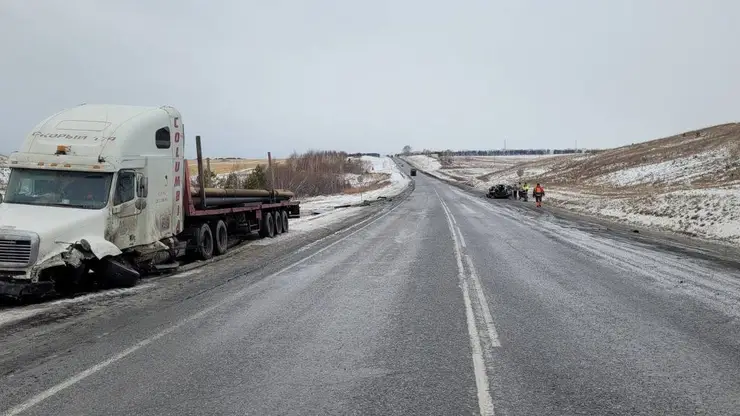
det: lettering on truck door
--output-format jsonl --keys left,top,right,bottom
{"left": 171, "top": 116, "right": 184, "bottom": 235}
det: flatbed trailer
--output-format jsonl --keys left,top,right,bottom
{"left": 174, "top": 135, "right": 300, "bottom": 263}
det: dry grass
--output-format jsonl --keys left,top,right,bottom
{"left": 342, "top": 181, "right": 391, "bottom": 194}
{"left": 187, "top": 158, "right": 285, "bottom": 175}
{"left": 449, "top": 123, "right": 740, "bottom": 192}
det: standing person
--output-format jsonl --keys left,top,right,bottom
{"left": 515, "top": 182, "right": 522, "bottom": 200}
{"left": 521, "top": 182, "right": 530, "bottom": 201}
{"left": 533, "top": 183, "right": 545, "bottom": 207}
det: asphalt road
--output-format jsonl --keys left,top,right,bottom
{"left": 2, "top": 172, "right": 740, "bottom": 415}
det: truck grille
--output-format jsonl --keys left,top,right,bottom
{"left": 0, "top": 239, "right": 32, "bottom": 264}
{"left": 0, "top": 231, "right": 39, "bottom": 267}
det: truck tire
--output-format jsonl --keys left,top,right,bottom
{"left": 281, "top": 210, "right": 289, "bottom": 232}
{"left": 274, "top": 211, "right": 284, "bottom": 235}
{"left": 259, "top": 212, "right": 275, "bottom": 238}
{"left": 212, "top": 220, "right": 228, "bottom": 256}
{"left": 195, "top": 223, "right": 214, "bottom": 260}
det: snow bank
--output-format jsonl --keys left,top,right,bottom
{"left": 405, "top": 155, "right": 442, "bottom": 172}
{"left": 255, "top": 156, "right": 410, "bottom": 245}
{"left": 547, "top": 187, "right": 740, "bottom": 243}
{"left": 403, "top": 155, "right": 464, "bottom": 181}
{"left": 591, "top": 149, "right": 729, "bottom": 187}
{"left": 298, "top": 156, "right": 410, "bottom": 213}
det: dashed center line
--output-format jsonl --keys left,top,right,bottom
{"left": 435, "top": 189, "right": 499, "bottom": 416}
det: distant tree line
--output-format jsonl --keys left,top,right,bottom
{"left": 347, "top": 152, "right": 381, "bottom": 158}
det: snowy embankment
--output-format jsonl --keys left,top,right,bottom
{"left": 403, "top": 144, "right": 740, "bottom": 246}
{"left": 297, "top": 156, "right": 410, "bottom": 213}
{"left": 257, "top": 156, "right": 410, "bottom": 243}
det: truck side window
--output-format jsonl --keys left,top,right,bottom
{"left": 114, "top": 171, "right": 136, "bottom": 205}
{"left": 155, "top": 127, "right": 170, "bottom": 149}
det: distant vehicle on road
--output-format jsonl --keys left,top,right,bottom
{"left": 486, "top": 184, "right": 512, "bottom": 199}
{"left": 410, "top": 168, "right": 417, "bottom": 176}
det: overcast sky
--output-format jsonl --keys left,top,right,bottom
{"left": 2, "top": 1, "right": 739, "bottom": 158}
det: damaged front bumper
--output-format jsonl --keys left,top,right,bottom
{"left": 0, "top": 269, "right": 52, "bottom": 298}
{"left": 0, "top": 279, "right": 54, "bottom": 298}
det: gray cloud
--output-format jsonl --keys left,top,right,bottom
{"left": 2, "top": 0, "right": 739, "bottom": 157}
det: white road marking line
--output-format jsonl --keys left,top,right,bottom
{"left": 435, "top": 189, "right": 496, "bottom": 416}
{"left": 461, "top": 278, "right": 496, "bottom": 416}
{"left": 2, "top": 201, "right": 405, "bottom": 416}
{"left": 456, "top": 226, "right": 467, "bottom": 248}
{"left": 464, "top": 255, "right": 501, "bottom": 348}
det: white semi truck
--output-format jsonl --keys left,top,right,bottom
{"left": 0, "top": 104, "right": 300, "bottom": 299}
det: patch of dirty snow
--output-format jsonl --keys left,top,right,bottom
{"left": 250, "top": 206, "right": 369, "bottom": 246}
{"left": 0, "top": 283, "right": 155, "bottom": 329}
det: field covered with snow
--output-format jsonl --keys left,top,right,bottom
{"left": 403, "top": 123, "right": 740, "bottom": 245}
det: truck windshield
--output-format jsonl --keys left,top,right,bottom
{"left": 4, "top": 168, "right": 114, "bottom": 210}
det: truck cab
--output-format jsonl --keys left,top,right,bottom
{"left": 0, "top": 104, "right": 185, "bottom": 296}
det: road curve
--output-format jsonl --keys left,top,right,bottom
{"left": 1, "top": 171, "right": 740, "bottom": 415}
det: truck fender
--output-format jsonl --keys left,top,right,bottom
{"left": 77, "top": 236, "right": 123, "bottom": 259}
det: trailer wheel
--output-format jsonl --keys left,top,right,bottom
{"left": 213, "top": 220, "right": 228, "bottom": 256}
{"left": 195, "top": 223, "right": 214, "bottom": 260}
{"left": 281, "top": 210, "right": 289, "bottom": 233}
{"left": 260, "top": 212, "right": 275, "bottom": 238}
{"left": 274, "top": 211, "right": 284, "bottom": 235}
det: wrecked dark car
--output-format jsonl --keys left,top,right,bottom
{"left": 486, "top": 184, "right": 512, "bottom": 199}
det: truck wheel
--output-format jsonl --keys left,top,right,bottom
{"left": 259, "top": 212, "right": 275, "bottom": 238}
{"left": 274, "top": 211, "right": 284, "bottom": 235}
{"left": 281, "top": 210, "right": 289, "bottom": 232}
{"left": 195, "top": 223, "right": 214, "bottom": 260}
{"left": 212, "top": 220, "right": 228, "bottom": 256}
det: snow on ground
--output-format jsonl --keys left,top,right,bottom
{"left": 0, "top": 283, "right": 155, "bottom": 329}
{"left": 589, "top": 148, "right": 730, "bottom": 187}
{"left": 406, "top": 155, "right": 441, "bottom": 172}
{"left": 403, "top": 151, "right": 740, "bottom": 246}
{"left": 298, "top": 156, "right": 410, "bottom": 213}
{"left": 403, "top": 155, "right": 463, "bottom": 181}
{"left": 546, "top": 187, "right": 740, "bottom": 244}
{"left": 215, "top": 167, "right": 253, "bottom": 181}
{"left": 252, "top": 156, "right": 410, "bottom": 245}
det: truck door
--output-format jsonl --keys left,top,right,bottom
{"left": 110, "top": 170, "right": 142, "bottom": 248}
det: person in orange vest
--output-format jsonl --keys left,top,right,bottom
{"left": 533, "top": 183, "right": 545, "bottom": 207}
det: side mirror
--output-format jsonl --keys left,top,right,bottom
{"left": 138, "top": 176, "right": 148, "bottom": 198}
{"left": 135, "top": 198, "right": 147, "bottom": 210}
